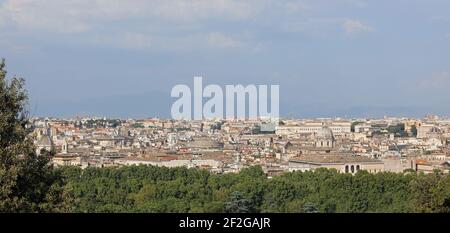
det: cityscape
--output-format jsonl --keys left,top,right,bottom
{"left": 1, "top": 1, "right": 450, "bottom": 229}
{"left": 35, "top": 115, "right": 449, "bottom": 175}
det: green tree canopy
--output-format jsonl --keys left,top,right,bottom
{"left": 224, "top": 191, "right": 253, "bottom": 213}
{"left": 0, "top": 58, "right": 69, "bottom": 212}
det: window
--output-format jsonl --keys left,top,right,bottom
{"left": 356, "top": 165, "right": 360, "bottom": 171}
{"left": 351, "top": 165, "right": 355, "bottom": 173}
{"left": 345, "top": 165, "right": 349, "bottom": 173}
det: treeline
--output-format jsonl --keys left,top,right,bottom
{"left": 58, "top": 166, "right": 450, "bottom": 213}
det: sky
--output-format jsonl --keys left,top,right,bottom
{"left": 0, "top": 0, "right": 450, "bottom": 119}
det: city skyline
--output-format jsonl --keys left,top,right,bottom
{"left": 1, "top": 0, "right": 450, "bottom": 118}
{"left": 3, "top": 0, "right": 450, "bottom": 220}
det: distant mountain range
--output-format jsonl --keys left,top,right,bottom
{"left": 30, "top": 91, "right": 448, "bottom": 119}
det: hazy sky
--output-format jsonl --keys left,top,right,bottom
{"left": 1, "top": 0, "right": 449, "bottom": 118}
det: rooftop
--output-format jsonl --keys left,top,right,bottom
{"left": 290, "top": 155, "right": 382, "bottom": 164}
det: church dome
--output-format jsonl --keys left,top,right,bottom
{"left": 316, "top": 126, "right": 334, "bottom": 140}
{"left": 37, "top": 135, "right": 52, "bottom": 146}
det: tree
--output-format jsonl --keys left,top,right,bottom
{"left": 224, "top": 191, "right": 253, "bottom": 213}
{"left": 0, "top": 58, "right": 69, "bottom": 212}
{"left": 387, "top": 123, "right": 407, "bottom": 137}
{"left": 351, "top": 121, "right": 363, "bottom": 132}
{"left": 303, "top": 202, "right": 319, "bottom": 213}
{"left": 410, "top": 125, "right": 418, "bottom": 137}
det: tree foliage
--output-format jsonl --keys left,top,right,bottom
{"left": 0, "top": 59, "right": 69, "bottom": 212}
{"left": 387, "top": 123, "right": 408, "bottom": 137}
{"left": 55, "top": 165, "right": 450, "bottom": 213}
{"left": 410, "top": 125, "right": 418, "bottom": 137}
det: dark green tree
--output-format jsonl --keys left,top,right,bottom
{"left": 224, "top": 191, "right": 253, "bottom": 213}
{"left": 0, "top": 59, "right": 69, "bottom": 212}
{"left": 387, "top": 123, "right": 407, "bottom": 137}
{"left": 351, "top": 121, "right": 363, "bottom": 132}
{"left": 410, "top": 125, "right": 418, "bottom": 137}
{"left": 303, "top": 203, "right": 319, "bottom": 213}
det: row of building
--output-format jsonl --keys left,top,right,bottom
{"left": 32, "top": 115, "right": 450, "bottom": 176}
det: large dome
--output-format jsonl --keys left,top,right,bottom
{"left": 37, "top": 134, "right": 52, "bottom": 146}
{"left": 316, "top": 126, "right": 334, "bottom": 140}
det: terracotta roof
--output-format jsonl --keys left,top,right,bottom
{"left": 415, "top": 159, "right": 429, "bottom": 165}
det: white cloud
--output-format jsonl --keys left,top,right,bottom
{"left": 88, "top": 31, "right": 248, "bottom": 51}
{"left": 0, "top": 0, "right": 266, "bottom": 33}
{"left": 282, "top": 17, "right": 374, "bottom": 38}
{"left": 0, "top": 0, "right": 377, "bottom": 51}
{"left": 342, "top": 19, "right": 374, "bottom": 34}
{"left": 1, "top": 0, "right": 91, "bottom": 33}
{"left": 282, "top": 18, "right": 338, "bottom": 33}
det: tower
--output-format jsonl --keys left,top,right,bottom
{"left": 62, "top": 140, "right": 68, "bottom": 154}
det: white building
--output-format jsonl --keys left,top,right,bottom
{"left": 276, "top": 121, "right": 351, "bottom": 137}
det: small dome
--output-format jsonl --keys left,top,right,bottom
{"left": 316, "top": 126, "right": 334, "bottom": 140}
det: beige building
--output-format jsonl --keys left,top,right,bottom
{"left": 403, "top": 119, "right": 421, "bottom": 134}
{"left": 417, "top": 124, "right": 440, "bottom": 138}
{"left": 115, "top": 157, "right": 221, "bottom": 169}
{"left": 289, "top": 155, "right": 384, "bottom": 174}
{"left": 413, "top": 159, "right": 450, "bottom": 174}
{"left": 52, "top": 154, "right": 83, "bottom": 166}
{"left": 276, "top": 121, "right": 351, "bottom": 137}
